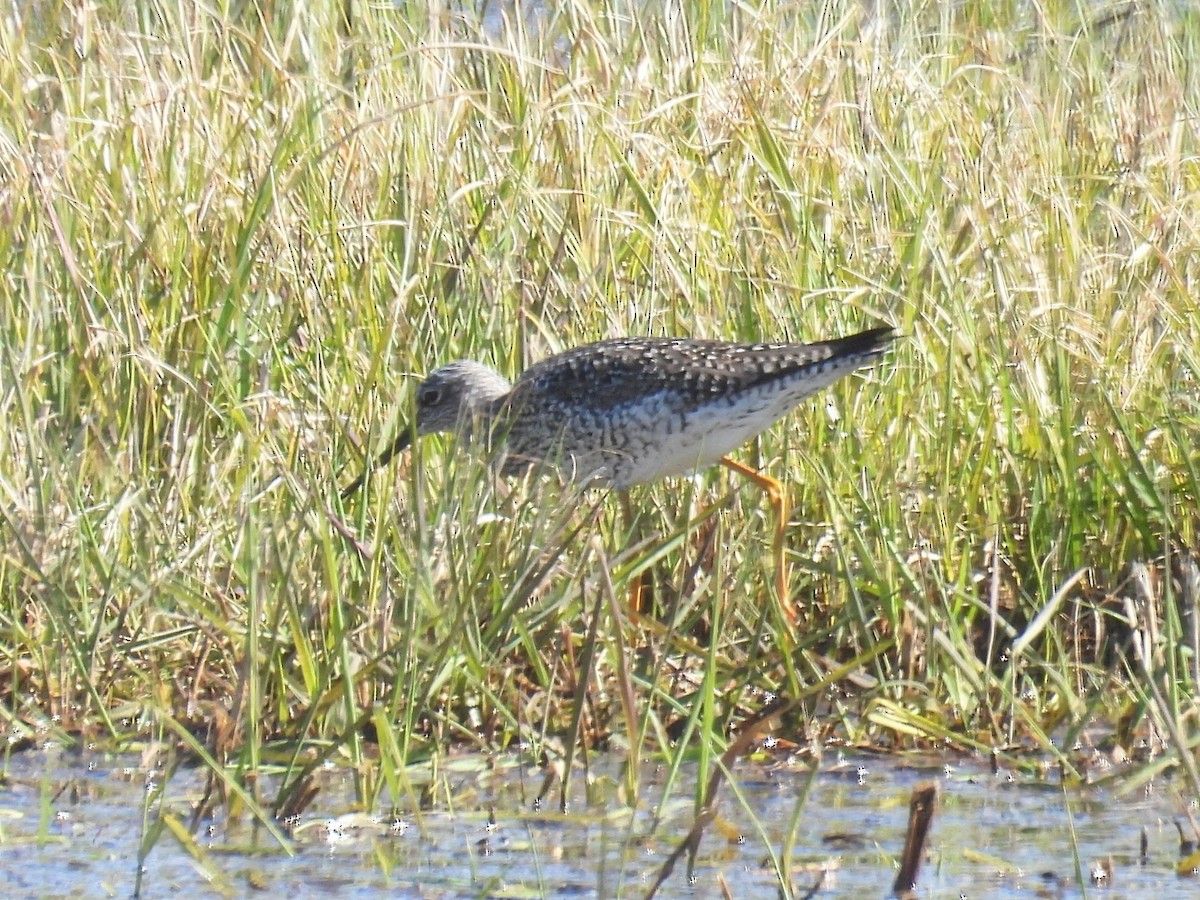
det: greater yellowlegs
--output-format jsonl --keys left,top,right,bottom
{"left": 343, "top": 326, "right": 894, "bottom": 617}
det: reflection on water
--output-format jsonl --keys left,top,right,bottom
{"left": 2, "top": 746, "right": 1196, "bottom": 897}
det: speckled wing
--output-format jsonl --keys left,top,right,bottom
{"left": 507, "top": 327, "right": 894, "bottom": 416}
{"left": 489, "top": 326, "right": 893, "bottom": 486}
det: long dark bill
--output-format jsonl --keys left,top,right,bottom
{"left": 340, "top": 429, "right": 414, "bottom": 499}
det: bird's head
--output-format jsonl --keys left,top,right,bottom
{"left": 340, "top": 360, "right": 512, "bottom": 499}
{"left": 413, "top": 360, "right": 512, "bottom": 437}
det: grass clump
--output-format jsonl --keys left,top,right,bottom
{"left": 0, "top": 0, "right": 1198, "bottom": 843}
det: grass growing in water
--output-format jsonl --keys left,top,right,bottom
{"left": 0, "top": 0, "right": 1198, "bottom": 860}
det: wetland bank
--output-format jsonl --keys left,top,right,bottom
{"left": 1, "top": 0, "right": 1198, "bottom": 895}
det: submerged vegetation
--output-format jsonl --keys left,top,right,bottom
{"left": 1, "top": 0, "right": 1198, "bottom": 879}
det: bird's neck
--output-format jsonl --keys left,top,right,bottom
{"left": 456, "top": 394, "right": 510, "bottom": 446}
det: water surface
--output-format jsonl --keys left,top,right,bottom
{"left": 2, "top": 745, "right": 1196, "bottom": 897}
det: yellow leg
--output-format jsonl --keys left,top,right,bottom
{"left": 618, "top": 490, "right": 650, "bottom": 622}
{"left": 719, "top": 456, "right": 795, "bottom": 625}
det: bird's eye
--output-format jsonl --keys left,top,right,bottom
{"left": 419, "top": 387, "right": 442, "bottom": 407}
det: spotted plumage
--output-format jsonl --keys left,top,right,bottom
{"left": 342, "top": 326, "right": 893, "bottom": 496}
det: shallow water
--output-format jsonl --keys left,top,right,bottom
{"left": 1, "top": 745, "right": 1196, "bottom": 897}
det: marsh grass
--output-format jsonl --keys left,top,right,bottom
{"left": 1, "top": 0, "right": 1198, "bottom": 878}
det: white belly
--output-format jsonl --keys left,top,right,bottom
{"left": 577, "top": 375, "right": 838, "bottom": 489}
